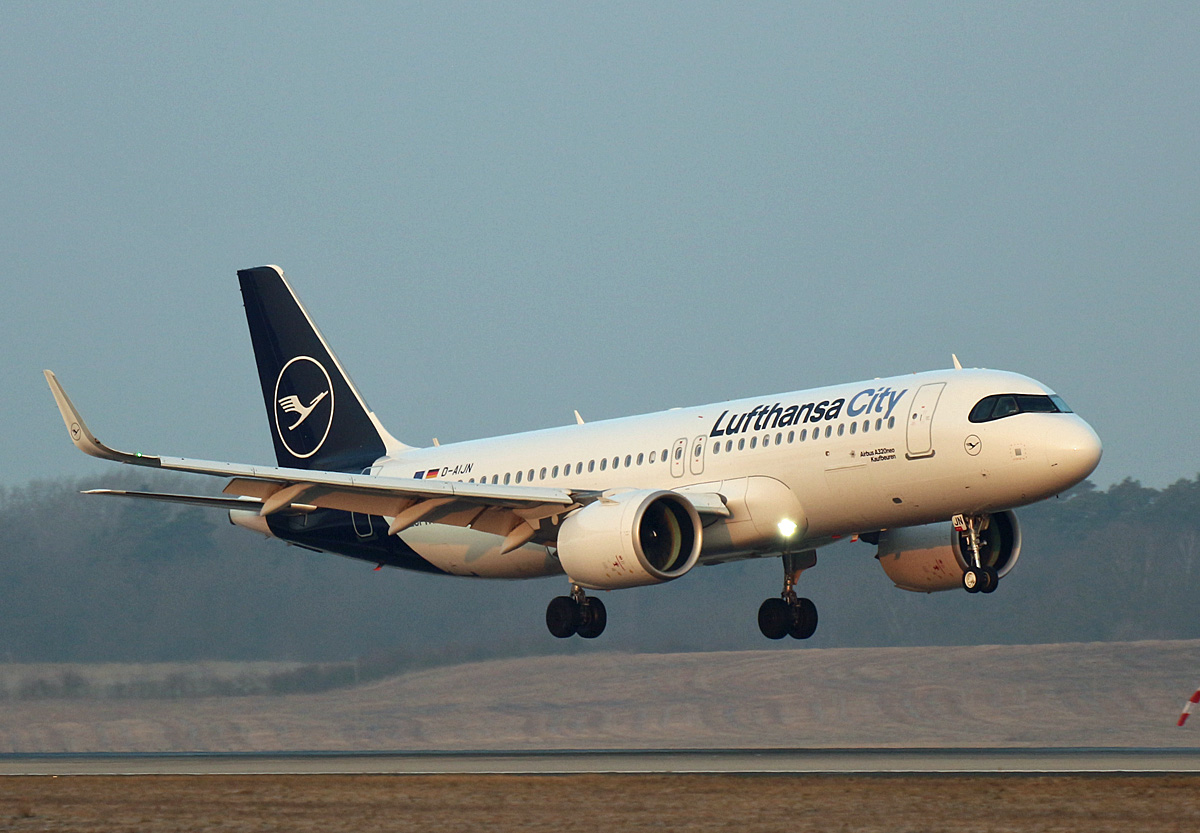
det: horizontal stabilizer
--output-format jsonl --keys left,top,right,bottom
{"left": 80, "top": 489, "right": 317, "bottom": 514}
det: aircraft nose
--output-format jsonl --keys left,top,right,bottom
{"left": 1047, "top": 417, "right": 1102, "bottom": 485}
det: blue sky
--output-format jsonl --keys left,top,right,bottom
{"left": 4, "top": 2, "right": 1198, "bottom": 490}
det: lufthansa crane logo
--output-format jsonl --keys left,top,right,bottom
{"left": 273, "top": 356, "right": 334, "bottom": 459}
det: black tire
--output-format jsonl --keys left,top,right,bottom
{"left": 962, "top": 568, "right": 983, "bottom": 594}
{"left": 789, "top": 597, "right": 818, "bottom": 640}
{"left": 981, "top": 567, "right": 999, "bottom": 594}
{"left": 758, "top": 598, "right": 790, "bottom": 640}
{"left": 546, "top": 596, "right": 579, "bottom": 638}
{"left": 577, "top": 597, "right": 608, "bottom": 639}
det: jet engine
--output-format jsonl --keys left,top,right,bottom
{"left": 874, "top": 510, "right": 1021, "bottom": 592}
{"left": 556, "top": 490, "right": 702, "bottom": 590}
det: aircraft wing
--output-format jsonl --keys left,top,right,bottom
{"left": 46, "top": 371, "right": 728, "bottom": 552}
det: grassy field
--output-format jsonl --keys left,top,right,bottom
{"left": 1, "top": 774, "right": 1198, "bottom": 832}
{"left": 3, "top": 640, "right": 1200, "bottom": 752}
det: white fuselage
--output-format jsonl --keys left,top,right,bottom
{"left": 377, "top": 369, "right": 1101, "bottom": 579}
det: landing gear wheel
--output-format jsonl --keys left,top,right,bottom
{"left": 758, "top": 598, "right": 790, "bottom": 640}
{"left": 963, "top": 567, "right": 983, "bottom": 594}
{"left": 789, "top": 597, "right": 818, "bottom": 640}
{"left": 980, "top": 567, "right": 999, "bottom": 594}
{"left": 576, "top": 597, "right": 608, "bottom": 639}
{"left": 546, "top": 595, "right": 579, "bottom": 638}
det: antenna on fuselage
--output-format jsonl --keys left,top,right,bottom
{"left": 952, "top": 354, "right": 963, "bottom": 370}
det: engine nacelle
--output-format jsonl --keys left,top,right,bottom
{"left": 875, "top": 510, "right": 1022, "bottom": 593}
{"left": 556, "top": 490, "right": 702, "bottom": 590}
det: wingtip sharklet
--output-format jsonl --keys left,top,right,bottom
{"left": 43, "top": 369, "right": 161, "bottom": 468}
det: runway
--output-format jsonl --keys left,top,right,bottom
{"left": 3, "top": 748, "right": 1200, "bottom": 776}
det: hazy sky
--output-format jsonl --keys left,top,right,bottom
{"left": 5, "top": 3, "right": 1198, "bottom": 490}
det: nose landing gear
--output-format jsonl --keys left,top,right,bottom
{"left": 758, "top": 550, "right": 819, "bottom": 640}
{"left": 546, "top": 585, "right": 607, "bottom": 639}
{"left": 956, "top": 514, "right": 999, "bottom": 594}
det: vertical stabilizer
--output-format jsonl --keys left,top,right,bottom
{"left": 238, "top": 265, "right": 407, "bottom": 472}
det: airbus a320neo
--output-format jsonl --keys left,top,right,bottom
{"left": 46, "top": 266, "right": 1102, "bottom": 640}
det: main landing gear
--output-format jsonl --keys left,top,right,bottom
{"left": 546, "top": 585, "right": 607, "bottom": 639}
{"left": 958, "top": 514, "right": 999, "bottom": 594}
{"left": 758, "top": 550, "right": 818, "bottom": 640}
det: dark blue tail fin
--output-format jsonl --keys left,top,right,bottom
{"left": 238, "top": 265, "right": 405, "bottom": 472}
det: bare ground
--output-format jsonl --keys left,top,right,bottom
{"left": 4, "top": 640, "right": 1200, "bottom": 752}
{"left": 1, "top": 774, "right": 1199, "bottom": 832}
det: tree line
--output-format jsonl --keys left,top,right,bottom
{"left": 1, "top": 472, "right": 1197, "bottom": 664}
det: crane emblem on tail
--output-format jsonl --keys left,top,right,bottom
{"left": 278, "top": 390, "right": 329, "bottom": 430}
{"left": 272, "top": 355, "right": 336, "bottom": 459}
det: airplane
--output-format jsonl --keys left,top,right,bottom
{"left": 45, "top": 265, "right": 1102, "bottom": 641}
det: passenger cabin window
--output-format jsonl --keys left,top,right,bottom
{"left": 600, "top": 458, "right": 607, "bottom": 471}
{"left": 637, "top": 453, "right": 644, "bottom": 465}
{"left": 969, "top": 393, "right": 1071, "bottom": 423}
{"left": 515, "top": 470, "right": 522, "bottom": 483}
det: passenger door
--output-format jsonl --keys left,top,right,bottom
{"left": 905, "top": 382, "right": 945, "bottom": 459}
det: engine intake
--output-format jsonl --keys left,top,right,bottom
{"left": 875, "top": 510, "right": 1021, "bottom": 592}
{"left": 556, "top": 490, "right": 702, "bottom": 590}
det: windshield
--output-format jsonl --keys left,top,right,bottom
{"left": 969, "top": 393, "right": 1072, "bottom": 423}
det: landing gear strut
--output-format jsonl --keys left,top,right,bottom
{"left": 546, "top": 585, "right": 607, "bottom": 639}
{"left": 758, "top": 550, "right": 818, "bottom": 640}
{"left": 957, "top": 514, "right": 999, "bottom": 594}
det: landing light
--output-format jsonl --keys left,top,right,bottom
{"left": 778, "top": 519, "right": 798, "bottom": 539}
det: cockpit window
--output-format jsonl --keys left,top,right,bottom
{"left": 991, "top": 396, "right": 1019, "bottom": 419}
{"left": 1049, "top": 394, "right": 1073, "bottom": 413}
{"left": 969, "top": 393, "right": 1072, "bottom": 423}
